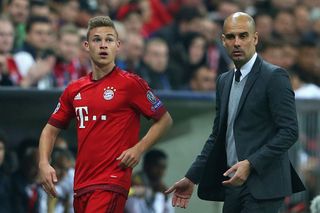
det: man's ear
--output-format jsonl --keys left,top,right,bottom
{"left": 83, "top": 41, "right": 89, "bottom": 51}
{"left": 254, "top": 32, "right": 259, "bottom": 45}
{"left": 221, "top": 34, "right": 226, "bottom": 47}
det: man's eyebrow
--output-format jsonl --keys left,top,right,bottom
{"left": 224, "top": 33, "right": 235, "bottom": 37}
{"left": 239, "top": 32, "right": 249, "bottom": 36}
{"left": 92, "top": 34, "right": 116, "bottom": 37}
{"left": 224, "top": 32, "right": 249, "bottom": 37}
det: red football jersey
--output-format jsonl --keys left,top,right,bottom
{"left": 48, "top": 66, "right": 167, "bottom": 192}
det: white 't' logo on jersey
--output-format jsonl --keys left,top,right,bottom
{"left": 75, "top": 106, "right": 107, "bottom": 129}
{"left": 75, "top": 107, "right": 88, "bottom": 128}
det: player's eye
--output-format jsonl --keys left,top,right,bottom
{"left": 92, "top": 38, "right": 101, "bottom": 42}
{"left": 106, "top": 37, "right": 115, "bottom": 43}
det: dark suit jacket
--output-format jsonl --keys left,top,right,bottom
{"left": 185, "top": 56, "right": 305, "bottom": 201}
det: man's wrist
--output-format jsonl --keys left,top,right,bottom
{"left": 246, "top": 160, "right": 253, "bottom": 170}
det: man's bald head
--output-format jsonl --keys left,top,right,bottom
{"left": 223, "top": 12, "right": 256, "bottom": 34}
{"left": 221, "top": 12, "right": 258, "bottom": 68}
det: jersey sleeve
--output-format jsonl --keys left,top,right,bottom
{"left": 48, "top": 86, "right": 75, "bottom": 129}
{"left": 129, "top": 76, "right": 167, "bottom": 120}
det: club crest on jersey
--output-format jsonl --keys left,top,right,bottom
{"left": 53, "top": 102, "right": 61, "bottom": 114}
{"left": 103, "top": 87, "right": 116, "bottom": 100}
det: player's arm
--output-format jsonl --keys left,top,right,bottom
{"left": 117, "top": 111, "right": 173, "bottom": 168}
{"left": 38, "top": 123, "right": 61, "bottom": 197}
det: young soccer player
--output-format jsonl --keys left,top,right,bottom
{"left": 38, "top": 16, "right": 173, "bottom": 213}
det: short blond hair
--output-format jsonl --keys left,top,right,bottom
{"left": 87, "top": 16, "right": 118, "bottom": 40}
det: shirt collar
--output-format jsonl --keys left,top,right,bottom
{"left": 234, "top": 53, "right": 257, "bottom": 81}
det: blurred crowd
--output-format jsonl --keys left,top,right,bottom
{"left": 0, "top": 128, "right": 173, "bottom": 213}
{"left": 1, "top": 0, "right": 320, "bottom": 212}
{"left": 0, "top": 130, "right": 75, "bottom": 213}
{"left": 0, "top": 0, "right": 318, "bottom": 93}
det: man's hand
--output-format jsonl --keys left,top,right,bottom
{"left": 116, "top": 145, "right": 142, "bottom": 169}
{"left": 39, "top": 162, "right": 58, "bottom": 197}
{"left": 164, "top": 177, "right": 194, "bottom": 208}
{"left": 222, "top": 160, "right": 251, "bottom": 186}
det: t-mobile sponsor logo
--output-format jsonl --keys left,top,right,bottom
{"left": 75, "top": 106, "right": 107, "bottom": 128}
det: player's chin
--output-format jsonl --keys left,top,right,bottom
{"left": 94, "top": 58, "right": 111, "bottom": 65}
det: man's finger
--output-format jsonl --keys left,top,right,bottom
{"left": 180, "top": 198, "right": 188, "bottom": 208}
{"left": 172, "top": 194, "right": 178, "bottom": 206}
{"left": 42, "top": 185, "right": 50, "bottom": 194}
{"left": 48, "top": 181, "right": 57, "bottom": 197}
{"left": 52, "top": 172, "right": 58, "bottom": 183}
{"left": 164, "top": 185, "right": 176, "bottom": 194}
{"left": 223, "top": 167, "right": 236, "bottom": 176}
{"left": 222, "top": 177, "right": 234, "bottom": 186}
{"left": 131, "top": 161, "right": 138, "bottom": 168}
{"left": 176, "top": 197, "right": 182, "bottom": 208}
{"left": 126, "top": 158, "right": 136, "bottom": 168}
{"left": 118, "top": 154, "right": 130, "bottom": 168}
{"left": 116, "top": 152, "right": 125, "bottom": 160}
{"left": 185, "top": 199, "right": 190, "bottom": 208}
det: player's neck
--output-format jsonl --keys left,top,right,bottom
{"left": 92, "top": 63, "right": 115, "bottom": 80}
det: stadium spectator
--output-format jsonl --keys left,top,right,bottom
{"left": 11, "top": 145, "right": 41, "bottom": 213}
{"left": 0, "top": 15, "right": 22, "bottom": 86}
{"left": 137, "top": 37, "right": 182, "bottom": 90}
{"left": 5, "top": 0, "right": 30, "bottom": 51}
{"left": 281, "top": 43, "right": 298, "bottom": 70}
{"left": 117, "top": 0, "right": 172, "bottom": 38}
{"left": 200, "top": 18, "right": 231, "bottom": 75}
{"left": 254, "top": 13, "right": 273, "bottom": 45}
{"left": 118, "top": 32, "right": 144, "bottom": 74}
{"left": 117, "top": 5, "right": 145, "bottom": 37}
{"left": 125, "top": 149, "right": 174, "bottom": 213}
{"left": 271, "top": 0, "right": 299, "bottom": 11}
{"left": 188, "top": 66, "right": 216, "bottom": 92}
{"left": 51, "top": 0, "right": 80, "bottom": 27}
{"left": 53, "top": 24, "right": 86, "bottom": 87}
{"left": 14, "top": 16, "right": 56, "bottom": 89}
{"left": 77, "top": 27, "right": 91, "bottom": 76}
{"left": 30, "top": 0, "right": 50, "bottom": 18}
{"left": 215, "top": 1, "right": 241, "bottom": 22}
{"left": 171, "top": 32, "right": 208, "bottom": 85}
{"left": 272, "top": 10, "right": 299, "bottom": 44}
{"left": 293, "top": 41, "right": 320, "bottom": 86}
{"left": 0, "top": 131, "right": 14, "bottom": 213}
{"left": 303, "top": 9, "right": 320, "bottom": 46}
{"left": 153, "top": 6, "right": 204, "bottom": 50}
{"left": 114, "top": 21, "right": 128, "bottom": 70}
{"left": 259, "top": 41, "right": 287, "bottom": 69}
{"left": 293, "top": 4, "right": 311, "bottom": 37}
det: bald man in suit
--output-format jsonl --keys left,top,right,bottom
{"left": 165, "top": 12, "right": 305, "bottom": 213}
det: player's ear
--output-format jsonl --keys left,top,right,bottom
{"left": 116, "top": 39, "right": 120, "bottom": 48}
{"left": 83, "top": 41, "right": 89, "bottom": 51}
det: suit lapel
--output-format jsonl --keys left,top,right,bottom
{"left": 235, "top": 56, "right": 263, "bottom": 119}
{"left": 219, "top": 70, "right": 234, "bottom": 129}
